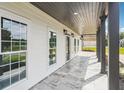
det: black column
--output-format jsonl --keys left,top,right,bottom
{"left": 80, "top": 35, "right": 84, "bottom": 50}
{"left": 100, "top": 16, "right": 106, "bottom": 74}
{"left": 96, "top": 30, "right": 100, "bottom": 62}
{"left": 108, "top": 3, "right": 119, "bottom": 90}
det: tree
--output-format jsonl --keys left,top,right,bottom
{"left": 120, "top": 32, "right": 124, "bottom": 40}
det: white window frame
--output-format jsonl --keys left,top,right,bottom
{"left": 0, "top": 9, "right": 29, "bottom": 89}
{"left": 48, "top": 27, "right": 57, "bottom": 67}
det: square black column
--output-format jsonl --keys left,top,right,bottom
{"left": 108, "top": 2, "right": 119, "bottom": 90}
{"left": 100, "top": 16, "right": 106, "bottom": 74}
{"left": 96, "top": 30, "right": 100, "bottom": 62}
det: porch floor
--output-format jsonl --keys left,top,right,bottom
{"left": 30, "top": 51, "right": 108, "bottom": 90}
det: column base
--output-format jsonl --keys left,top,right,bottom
{"left": 100, "top": 71, "right": 107, "bottom": 74}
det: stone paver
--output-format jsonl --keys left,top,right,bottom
{"left": 30, "top": 51, "right": 108, "bottom": 90}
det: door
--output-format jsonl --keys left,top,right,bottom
{"left": 66, "top": 36, "right": 70, "bottom": 61}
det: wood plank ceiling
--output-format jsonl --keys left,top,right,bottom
{"left": 31, "top": 2, "right": 104, "bottom": 36}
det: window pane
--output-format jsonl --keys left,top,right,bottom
{"left": 20, "top": 67, "right": 26, "bottom": 80}
{"left": 0, "top": 65, "right": 10, "bottom": 89}
{"left": 49, "top": 49, "right": 56, "bottom": 55}
{"left": 0, "top": 54, "right": 10, "bottom": 66}
{"left": 11, "top": 21, "right": 20, "bottom": 41}
{"left": 11, "top": 72, "right": 19, "bottom": 85}
{"left": 49, "top": 61, "right": 54, "bottom": 65}
{"left": 1, "top": 18, "right": 11, "bottom": 41}
{"left": 50, "top": 38, "right": 56, "bottom": 43}
{"left": 20, "top": 52, "right": 26, "bottom": 79}
{"left": 2, "top": 18, "right": 11, "bottom": 31}
{"left": 49, "top": 43, "right": 56, "bottom": 48}
{"left": 11, "top": 62, "right": 19, "bottom": 71}
{"left": 11, "top": 63, "right": 19, "bottom": 84}
{"left": 20, "top": 52, "right": 26, "bottom": 62}
{"left": 21, "top": 35, "right": 26, "bottom": 42}
{"left": 20, "top": 60, "right": 26, "bottom": 80}
{"left": 21, "top": 42, "right": 27, "bottom": 50}
{"left": 1, "top": 42, "right": 11, "bottom": 52}
{"left": 49, "top": 53, "right": 56, "bottom": 65}
{"left": 1, "top": 29, "right": 11, "bottom": 41}
{"left": 12, "top": 42, "right": 20, "bottom": 51}
{"left": 11, "top": 53, "right": 19, "bottom": 64}
{"left": 49, "top": 55, "right": 56, "bottom": 61}
{"left": 49, "top": 49, "right": 56, "bottom": 65}
{"left": 20, "top": 24, "right": 27, "bottom": 41}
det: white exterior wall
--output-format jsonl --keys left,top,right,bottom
{"left": 79, "top": 40, "right": 82, "bottom": 51}
{"left": 0, "top": 3, "right": 81, "bottom": 90}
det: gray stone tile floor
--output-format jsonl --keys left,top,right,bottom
{"left": 30, "top": 51, "right": 108, "bottom": 90}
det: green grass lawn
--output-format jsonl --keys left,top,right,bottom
{"left": 83, "top": 46, "right": 124, "bottom": 78}
{"left": 82, "top": 47, "right": 96, "bottom": 52}
{"left": 119, "top": 48, "right": 124, "bottom": 54}
{"left": 83, "top": 47, "right": 124, "bottom": 55}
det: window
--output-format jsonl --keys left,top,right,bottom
{"left": 74, "top": 39, "right": 76, "bottom": 53}
{"left": 49, "top": 31, "right": 56, "bottom": 65}
{"left": 0, "top": 17, "right": 27, "bottom": 89}
{"left": 77, "top": 39, "right": 79, "bottom": 52}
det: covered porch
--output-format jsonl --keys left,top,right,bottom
{"left": 31, "top": 2, "right": 121, "bottom": 90}
{"left": 31, "top": 51, "right": 108, "bottom": 90}
{"left": 0, "top": 2, "right": 122, "bottom": 90}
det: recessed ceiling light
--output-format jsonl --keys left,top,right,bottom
{"left": 74, "top": 12, "right": 78, "bottom": 15}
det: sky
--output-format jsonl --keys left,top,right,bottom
{"left": 120, "top": 3, "right": 124, "bottom": 32}
{"left": 105, "top": 3, "right": 124, "bottom": 33}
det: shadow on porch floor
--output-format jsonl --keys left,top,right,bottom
{"left": 30, "top": 51, "right": 108, "bottom": 90}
